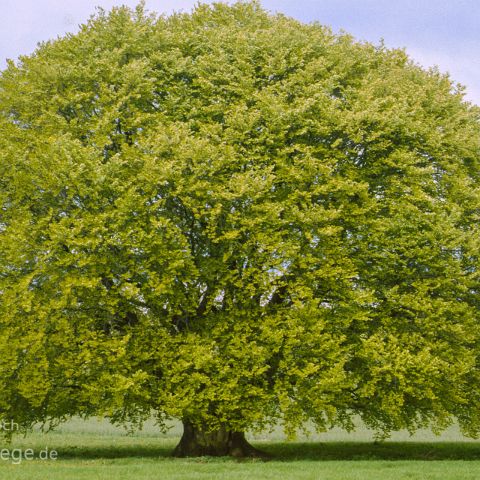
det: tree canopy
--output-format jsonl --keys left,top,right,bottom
{"left": 0, "top": 1, "right": 479, "bottom": 456}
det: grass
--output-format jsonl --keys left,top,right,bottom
{"left": 1, "top": 418, "right": 480, "bottom": 479}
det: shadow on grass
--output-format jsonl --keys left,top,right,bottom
{"left": 57, "top": 444, "right": 174, "bottom": 460}
{"left": 55, "top": 441, "right": 480, "bottom": 461}
{"left": 261, "top": 441, "right": 480, "bottom": 461}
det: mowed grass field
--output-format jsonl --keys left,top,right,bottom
{"left": 1, "top": 418, "right": 480, "bottom": 479}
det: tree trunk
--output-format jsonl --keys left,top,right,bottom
{"left": 173, "top": 420, "right": 269, "bottom": 458}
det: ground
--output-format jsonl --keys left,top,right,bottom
{"left": 1, "top": 418, "right": 479, "bottom": 479}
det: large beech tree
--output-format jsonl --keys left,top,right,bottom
{"left": 1, "top": 1, "right": 479, "bottom": 457}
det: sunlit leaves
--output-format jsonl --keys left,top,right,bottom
{"left": 0, "top": 1, "right": 479, "bottom": 438}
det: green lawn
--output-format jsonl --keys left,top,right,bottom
{"left": 1, "top": 418, "right": 480, "bottom": 479}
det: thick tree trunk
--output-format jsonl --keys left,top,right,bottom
{"left": 173, "top": 420, "right": 269, "bottom": 458}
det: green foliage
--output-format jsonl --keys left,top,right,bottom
{"left": 0, "top": 1, "right": 479, "bottom": 439}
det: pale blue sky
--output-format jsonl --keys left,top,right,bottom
{"left": 1, "top": 0, "right": 479, "bottom": 104}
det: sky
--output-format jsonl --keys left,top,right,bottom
{"left": 1, "top": 0, "right": 479, "bottom": 104}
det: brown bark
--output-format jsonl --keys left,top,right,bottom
{"left": 173, "top": 420, "right": 269, "bottom": 458}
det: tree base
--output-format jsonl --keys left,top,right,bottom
{"left": 173, "top": 420, "right": 269, "bottom": 458}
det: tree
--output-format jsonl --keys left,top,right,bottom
{"left": 0, "top": 1, "right": 479, "bottom": 457}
